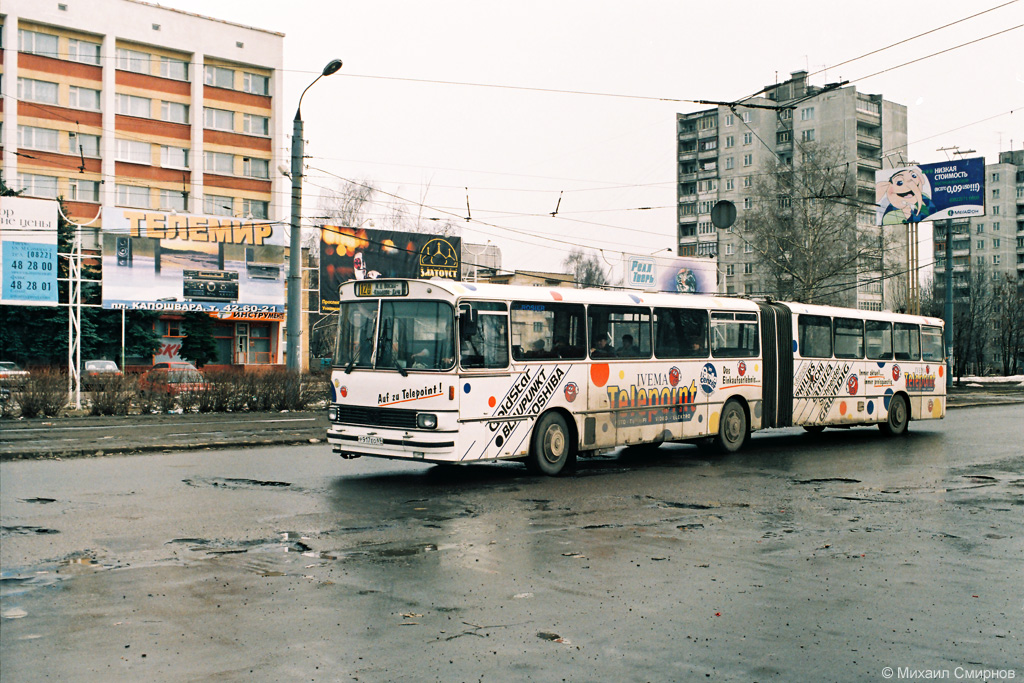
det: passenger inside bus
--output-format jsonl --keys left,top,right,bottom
{"left": 591, "top": 333, "right": 615, "bottom": 358}
{"left": 618, "top": 334, "right": 638, "bottom": 357}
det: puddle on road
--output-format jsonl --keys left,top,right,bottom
{"left": 0, "top": 526, "right": 60, "bottom": 537}
{"left": 18, "top": 498, "right": 57, "bottom": 504}
{"left": 181, "top": 477, "right": 292, "bottom": 489}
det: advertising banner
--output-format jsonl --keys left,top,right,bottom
{"left": 101, "top": 208, "right": 286, "bottom": 313}
{"left": 623, "top": 254, "right": 717, "bottom": 294}
{"left": 320, "top": 225, "right": 461, "bottom": 313}
{"left": 0, "top": 197, "right": 59, "bottom": 306}
{"left": 875, "top": 158, "right": 985, "bottom": 225}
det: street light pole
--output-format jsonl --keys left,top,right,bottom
{"left": 287, "top": 59, "right": 342, "bottom": 372}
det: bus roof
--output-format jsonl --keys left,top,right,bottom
{"left": 780, "top": 301, "right": 944, "bottom": 326}
{"left": 341, "top": 278, "right": 762, "bottom": 312}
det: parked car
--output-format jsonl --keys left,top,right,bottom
{"left": 0, "top": 361, "right": 30, "bottom": 387}
{"left": 83, "top": 360, "right": 122, "bottom": 389}
{"left": 138, "top": 362, "right": 206, "bottom": 396}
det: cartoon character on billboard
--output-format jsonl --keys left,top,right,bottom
{"left": 876, "top": 166, "right": 936, "bottom": 224}
{"left": 675, "top": 268, "right": 699, "bottom": 294}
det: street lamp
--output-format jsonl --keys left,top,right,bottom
{"left": 287, "top": 58, "right": 343, "bottom": 372}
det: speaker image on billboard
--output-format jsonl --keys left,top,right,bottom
{"left": 182, "top": 269, "right": 239, "bottom": 302}
{"left": 116, "top": 236, "right": 132, "bottom": 267}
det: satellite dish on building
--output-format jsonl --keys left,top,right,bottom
{"left": 711, "top": 200, "right": 737, "bottom": 230}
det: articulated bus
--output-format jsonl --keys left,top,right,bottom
{"left": 327, "top": 279, "right": 946, "bottom": 475}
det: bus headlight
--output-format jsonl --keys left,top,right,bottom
{"left": 328, "top": 406, "right": 339, "bottom": 422}
{"left": 417, "top": 413, "right": 438, "bottom": 430}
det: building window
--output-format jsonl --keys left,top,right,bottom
{"left": 159, "top": 189, "right": 188, "bottom": 212}
{"left": 204, "top": 195, "right": 234, "bottom": 216}
{"left": 743, "top": 197, "right": 752, "bottom": 210}
{"left": 69, "top": 179, "right": 100, "bottom": 202}
{"left": 17, "top": 78, "right": 59, "bottom": 105}
{"left": 69, "top": 86, "right": 101, "bottom": 111}
{"left": 160, "top": 101, "right": 190, "bottom": 123}
{"left": 743, "top": 132, "right": 753, "bottom": 145}
{"left": 993, "top": 205, "right": 1000, "bottom": 215}
{"left": 743, "top": 154, "right": 753, "bottom": 167}
{"left": 116, "top": 184, "right": 150, "bottom": 208}
{"left": 18, "top": 30, "right": 59, "bottom": 57}
{"left": 800, "top": 107, "right": 815, "bottom": 121}
{"left": 242, "top": 157, "right": 269, "bottom": 179}
{"left": 159, "top": 56, "right": 189, "bottom": 81}
{"left": 992, "top": 172, "right": 1000, "bottom": 182}
{"left": 993, "top": 222, "right": 1000, "bottom": 231}
{"left": 993, "top": 238, "right": 1000, "bottom": 248}
{"left": 698, "top": 200, "right": 714, "bottom": 214}
{"left": 17, "top": 126, "right": 60, "bottom": 152}
{"left": 725, "top": 178, "right": 734, "bottom": 190}
{"left": 993, "top": 255, "right": 1001, "bottom": 265}
{"left": 743, "top": 262, "right": 753, "bottom": 275}
{"left": 992, "top": 189, "right": 1000, "bottom": 199}
{"left": 743, "top": 176, "right": 752, "bottom": 188}
{"left": 699, "top": 116, "right": 717, "bottom": 131}
{"left": 116, "top": 47, "right": 151, "bottom": 74}
{"left": 726, "top": 264, "right": 734, "bottom": 276}
{"left": 698, "top": 221, "right": 715, "bottom": 234}
{"left": 725, "top": 135, "right": 734, "bottom": 148}
{"left": 116, "top": 139, "right": 152, "bottom": 165}
{"left": 725, "top": 157, "right": 734, "bottom": 170}
{"left": 242, "top": 199, "right": 269, "bottom": 219}
{"left": 243, "top": 114, "right": 270, "bottom": 136}
{"left": 116, "top": 93, "right": 151, "bottom": 117}
{"left": 204, "top": 107, "right": 234, "bottom": 131}
{"left": 777, "top": 130, "right": 791, "bottom": 144}
{"left": 725, "top": 244, "right": 734, "bottom": 256}
{"left": 16, "top": 173, "right": 59, "bottom": 199}
{"left": 68, "top": 39, "right": 101, "bottom": 65}
{"left": 161, "top": 146, "right": 190, "bottom": 169}
{"left": 977, "top": 239, "right": 985, "bottom": 250}
{"left": 242, "top": 72, "right": 269, "bottom": 95}
{"left": 744, "top": 242, "right": 752, "bottom": 253}
{"left": 204, "top": 65, "right": 234, "bottom": 89}
{"left": 744, "top": 283, "right": 755, "bottom": 295}
{"left": 70, "top": 132, "right": 101, "bottom": 157}
{"left": 801, "top": 129, "right": 816, "bottom": 142}
{"left": 204, "top": 151, "right": 234, "bottom": 174}
{"left": 976, "top": 223, "right": 984, "bottom": 233}
{"left": 724, "top": 114, "right": 734, "bottom": 127}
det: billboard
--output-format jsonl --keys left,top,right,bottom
{"left": 623, "top": 254, "right": 717, "bottom": 294}
{"left": 320, "top": 226, "right": 462, "bottom": 313}
{"left": 875, "top": 158, "right": 985, "bottom": 225}
{"left": 101, "top": 208, "right": 286, "bottom": 313}
{"left": 0, "top": 197, "right": 59, "bottom": 306}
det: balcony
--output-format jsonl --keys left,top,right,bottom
{"left": 678, "top": 151, "right": 697, "bottom": 162}
{"left": 857, "top": 156, "right": 882, "bottom": 170}
{"left": 856, "top": 108, "right": 881, "bottom": 125}
{"left": 678, "top": 193, "right": 697, "bottom": 204}
{"left": 678, "top": 172, "right": 697, "bottom": 183}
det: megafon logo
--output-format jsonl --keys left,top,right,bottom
{"left": 628, "top": 256, "right": 656, "bottom": 287}
{"left": 418, "top": 238, "right": 459, "bottom": 279}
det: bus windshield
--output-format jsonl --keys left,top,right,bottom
{"left": 335, "top": 299, "right": 455, "bottom": 371}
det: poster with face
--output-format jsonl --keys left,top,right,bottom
{"left": 875, "top": 158, "right": 985, "bottom": 225}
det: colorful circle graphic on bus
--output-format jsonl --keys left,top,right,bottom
{"left": 738, "top": 361, "right": 747, "bottom": 377}
{"left": 668, "top": 366, "right": 681, "bottom": 387}
{"left": 892, "top": 365, "right": 901, "bottom": 382}
{"left": 847, "top": 375, "right": 858, "bottom": 395}
{"left": 564, "top": 382, "right": 579, "bottom": 403}
{"left": 883, "top": 388, "right": 893, "bottom": 409}
{"left": 867, "top": 400, "right": 874, "bottom": 414}
{"left": 590, "top": 363, "right": 610, "bottom": 387}
{"left": 700, "top": 363, "right": 717, "bottom": 395}
{"left": 340, "top": 385, "right": 348, "bottom": 398}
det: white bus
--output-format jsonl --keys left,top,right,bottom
{"left": 327, "top": 279, "right": 946, "bottom": 475}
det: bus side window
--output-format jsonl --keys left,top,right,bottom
{"left": 460, "top": 302, "right": 509, "bottom": 369}
{"left": 921, "top": 326, "right": 944, "bottom": 361}
{"left": 865, "top": 320, "right": 893, "bottom": 360}
{"left": 798, "top": 315, "right": 832, "bottom": 358}
{"left": 511, "top": 302, "right": 586, "bottom": 361}
{"left": 710, "top": 311, "right": 759, "bottom": 358}
{"left": 894, "top": 323, "right": 920, "bottom": 361}
{"left": 834, "top": 317, "right": 864, "bottom": 359}
{"left": 654, "top": 307, "right": 707, "bottom": 358}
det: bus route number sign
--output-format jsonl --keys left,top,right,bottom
{"left": 355, "top": 281, "right": 408, "bottom": 298}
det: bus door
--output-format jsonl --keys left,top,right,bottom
{"left": 457, "top": 302, "right": 518, "bottom": 460}
{"left": 651, "top": 307, "right": 709, "bottom": 442}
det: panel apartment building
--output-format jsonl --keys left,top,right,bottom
{"left": 1, "top": 0, "right": 287, "bottom": 368}
{"left": 676, "top": 70, "right": 908, "bottom": 310}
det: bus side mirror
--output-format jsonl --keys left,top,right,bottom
{"left": 460, "top": 308, "right": 479, "bottom": 338}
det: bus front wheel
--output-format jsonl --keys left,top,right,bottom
{"left": 527, "top": 412, "right": 575, "bottom": 476}
{"left": 715, "top": 400, "right": 748, "bottom": 453}
{"left": 879, "top": 394, "right": 909, "bottom": 436}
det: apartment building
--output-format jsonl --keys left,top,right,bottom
{"left": 676, "top": 70, "right": 908, "bottom": 310}
{"left": 1, "top": 0, "right": 287, "bottom": 369}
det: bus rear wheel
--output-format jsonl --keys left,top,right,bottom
{"left": 527, "top": 412, "right": 575, "bottom": 476}
{"left": 879, "top": 394, "right": 909, "bottom": 436}
{"left": 715, "top": 400, "right": 748, "bottom": 453}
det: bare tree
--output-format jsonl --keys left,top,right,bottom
{"left": 316, "top": 178, "right": 377, "bottom": 228}
{"left": 950, "top": 266, "right": 994, "bottom": 379}
{"left": 563, "top": 248, "right": 609, "bottom": 288}
{"left": 992, "top": 275, "right": 1024, "bottom": 376}
{"left": 744, "top": 142, "right": 881, "bottom": 306}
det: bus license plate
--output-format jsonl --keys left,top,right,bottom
{"left": 358, "top": 435, "right": 383, "bottom": 445}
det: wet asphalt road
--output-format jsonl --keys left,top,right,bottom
{"left": 1, "top": 404, "right": 1022, "bottom": 682}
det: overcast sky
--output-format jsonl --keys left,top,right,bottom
{"left": 160, "top": 0, "right": 1022, "bottom": 278}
